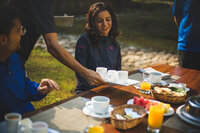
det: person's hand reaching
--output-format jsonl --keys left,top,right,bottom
{"left": 85, "top": 69, "right": 106, "bottom": 86}
{"left": 38, "top": 79, "right": 59, "bottom": 94}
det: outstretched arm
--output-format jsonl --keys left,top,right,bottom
{"left": 43, "top": 33, "right": 106, "bottom": 86}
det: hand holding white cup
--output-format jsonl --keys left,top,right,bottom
{"left": 96, "top": 67, "right": 107, "bottom": 80}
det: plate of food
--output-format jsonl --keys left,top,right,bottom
{"left": 127, "top": 96, "right": 174, "bottom": 116}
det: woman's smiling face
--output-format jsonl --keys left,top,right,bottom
{"left": 95, "top": 10, "right": 112, "bottom": 37}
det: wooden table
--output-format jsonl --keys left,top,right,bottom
{"left": 24, "top": 64, "right": 200, "bottom": 133}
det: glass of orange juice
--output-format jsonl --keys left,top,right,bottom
{"left": 147, "top": 105, "right": 164, "bottom": 133}
{"left": 140, "top": 72, "right": 151, "bottom": 94}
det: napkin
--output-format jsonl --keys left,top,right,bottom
{"left": 138, "top": 67, "right": 171, "bottom": 80}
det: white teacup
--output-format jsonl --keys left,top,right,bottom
{"left": 5, "top": 112, "right": 22, "bottom": 133}
{"left": 106, "top": 70, "right": 118, "bottom": 82}
{"left": 117, "top": 71, "right": 128, "bottom": 83}
{"left": 86, "top": 96, "right": 110, "bottom": 115}
{"left": 31, "top": 121, "right": 48, "bottom": 133}
{"left": 149, "top": 72, "right": 162, "bottom": 83}
{"left": 96, "top": 67, "right": 107, "bottom": 80}
{"left": 17, "top": 118, "right": 32, "bottom": 133}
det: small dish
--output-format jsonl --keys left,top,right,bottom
{"left": 127, "top": 99, "right": 174, "bottom": 116}
{"left": 48, "top": 128, "right": 60, "bottom": 133}
{"left": 176, "top": 105, "right": 200, "bottom": 127}
{"left": 107, "top": 79, "right": 140, "bottom": 86}
{"left": 83, "top": 104, "right": 113, "bottom": 118}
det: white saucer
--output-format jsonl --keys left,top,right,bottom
{"left": 127, "top": 99, "right": 174, "bottom": 116}
{"left": 107, "top": 79, "right": 140, "bottom": 86}
{"left": 83, "top": 105, "right": 113, "bottom": 118}
{"left": 176, "top": 105, "right": 200, "bottom": 127}
{"left": 48, "top": 128, "right": 60, "bottom": 133}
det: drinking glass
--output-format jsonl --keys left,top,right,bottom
{"left": 149, "top": 72, "right": 162, "bottom": 84}
{"left": 140, "top": 72, "right": 151, "bottom": 94}
{"left": 84, "top": 103, "right": 94, "bottom": 133}
{"left": 147, "top": 105, "right": 164, "bottom": 133}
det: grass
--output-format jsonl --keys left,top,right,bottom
{"left": 25, "top": 48, "right": 76, "bottom": 109}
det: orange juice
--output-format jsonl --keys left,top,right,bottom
{"left": 148, "top": 105, "right": 164, "bottom": 129}
{"left": 140, "top": 82, "right": 151, "bottom": 91}
{"left": 88, "top": 126, "right": 104, "bottom": 133}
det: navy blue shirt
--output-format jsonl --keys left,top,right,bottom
{"left": 0, "top": 54, "right": 46, "bottom": 121}
{"left": 10, "top": 0, "right": 56, "bottom": 62}
{"left": 173, "top": 0, "right": 200, "bottom": 52}
{"left": 75, "top": 33, "right": 121, "bottom": 92}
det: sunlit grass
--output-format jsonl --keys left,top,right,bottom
{"left": 25, "top": 48, "right": 76, "bottom": 109}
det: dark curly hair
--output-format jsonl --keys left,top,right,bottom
{"left": 85, "top": 2, "right": 119, "bottom": 46}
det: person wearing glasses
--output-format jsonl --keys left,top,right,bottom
{"left": 173, "top": 0, "right": 200, "bottom": 70}
{"left": 75, "top": 2, "right": 121, "bottom": 94}
{"left": 0, "top": 5, "right": 60, "bottom": 121}
{"left": 3, "top": 0, "right": 105, "bottom": 87}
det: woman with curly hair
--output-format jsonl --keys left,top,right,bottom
{"left": 75, "top": 2, "right": 121, "bottom": 94}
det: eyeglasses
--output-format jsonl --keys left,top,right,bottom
{"left": 18, "top": 26, "right": 26, "bottom": 35}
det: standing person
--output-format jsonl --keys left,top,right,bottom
{"left": 75, "top": 2, "right": 121, "bottom": 94}
{"left": 0, "top": 5, "right": 59, "bottom": 121}
{"left": 173, "top": 0, "right": 200, "bottom": 70}
{"left": 2, "top": 0, "right": 105, "bottom": 86}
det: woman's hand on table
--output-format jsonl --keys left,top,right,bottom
{"left": 38, "top": 79, "right": 60, "bottom": 94}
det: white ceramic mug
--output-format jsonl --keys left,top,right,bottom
{"left": 31, "top": 121, "right": 48, "bottom": 133}
{"left": 117, "top": 71, "right": 128, "bottom": 83}
{"left": 86, "top": 96, "right": 110, "bottom": 114}
{"left": 106, "top": 70, "right": 118, "bottom": 82}
{"left": 5, "top": 113, "right": 22, "bottom": 133}
{"left": 17, "top": 118, "right": 32, "bottom": 133}
{"left": 149, "top": 72, "right": 162, "bottom": 83}
{"left": 96, "top": 67, "right": 107, "bottom": 80}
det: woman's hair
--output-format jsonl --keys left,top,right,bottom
{"left": 85, "top": 2, "right": 119, "bottom": 46}
{"left": 0, "top": 5, "right": 19, "bottom": 35}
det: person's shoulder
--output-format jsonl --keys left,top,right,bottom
{"left": 79, "top": 33, "right": 89, "bottom": 40}
{"left": 10, "top": 53, "right": 23, "bottom": 64}
{"left": 115, "top": 40, "right": 120, "bottom": 47}
{"left": 10, "top": 53, "right": 20, "bottom": 60}
{"left": 77, "top": 33, "right": 90, "bottom": 45}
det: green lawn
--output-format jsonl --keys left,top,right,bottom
{"left": 25, "top": 48, "right": 76, "bottom": 109}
